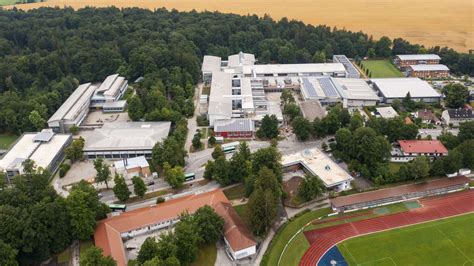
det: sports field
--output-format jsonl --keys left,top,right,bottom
{"left": 4, "top": 0, "right": 472, "bottom": 52}
{"left": 338, "top": 213, "right": 474, "bottom": 266}
{"left": 360, "top": 60, "right": 404, "bottom": 78}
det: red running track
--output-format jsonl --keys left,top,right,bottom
{"left": 300, "top": 190, "right": 474, "bottom": 266}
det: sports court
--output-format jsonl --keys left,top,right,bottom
{"left": 300, "top": 190, "right": 474, "bottom": 266}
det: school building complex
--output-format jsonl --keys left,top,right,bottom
{"left": 0, "top": 130, "right": 72, "bottom": 183}
{"left": 394, "top": 54, "right": 449, "bottom": 78}
{"left": 94, "top": 189, "right": 256, "bottom": 266}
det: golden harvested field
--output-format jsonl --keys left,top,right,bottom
{"left": 5, "top": 0, "right": 473, "bottom": 52}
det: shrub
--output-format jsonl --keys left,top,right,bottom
{"left": 59, "top": 164, "right": 71, "bottom": 178}
{"left": 156, "top": 197, "right": 165, "bottom": 204}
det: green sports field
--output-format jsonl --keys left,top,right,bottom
{"left": 0, "top": 134, "right": 18, "bottom": 149}
{"left": 361, "top": 60, "right": 404, "bottom": 78}
{"left": 338, "top": 213, "right": 474, "bottom": 266}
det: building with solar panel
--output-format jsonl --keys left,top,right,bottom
{"left": 0, "top": 129, "right": 72, "bottom": 183}
{"left": 333, "top": 55, "right": 360, "bottom": 78}
{"left": 299, "top": 77, "right": 379, "bottom": 107}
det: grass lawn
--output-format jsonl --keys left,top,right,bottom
{"left": 261, "top": 208, "right": 332, "bottom": 266}
{"left": 191, "top": 244, "right": 217, "bottom": 266}
{"left": 57, "top": 249, "right": 72, "bottom": 264}
{"left": 199, "top": 128, "right": 208, "bottom": 139}
{"left": 361, "top": 60, "right": 404, "bottom": 78}
{"left": 201, "top": 86, "right": 211, "bottom": 96}
{"left": 233, "top": 204, "right": 248, "bottom": 221}
{"left": 223, "top": 183, "right": 246, "bottom": 200}
{"left": 0, "top": 134, "right": 18, "bottom": 149}
{"left": 80, "top": 240, "right": 93, "bottom": 254}
{"left": 338, "top": 213, "right": 474, "bottom": 266}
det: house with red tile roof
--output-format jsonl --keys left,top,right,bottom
{"left": 94, "top": 189, "right": 256, "bottom": 266}
{"left": 391, "top": 140, "right": 448, "bottom": 162}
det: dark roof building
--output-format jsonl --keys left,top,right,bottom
{"left": 442, "top": 108, "right": 474, "bottom": 126}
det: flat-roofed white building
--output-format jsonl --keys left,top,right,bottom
{"left": 47, "top": 83, "right": 96, "bottom": 133}
{"left": 81, "top": 122, "right": 171, "bottom": 159}
{"left": 376, "top": 106, "right": 399, "bottom": 119}
{"left": 243, "top": 63, "right": 347, "bottom": 78}
{"left": 336, "top": 78, "right": 379, "bottom": 107}
{"left": 299, "top": 77, "right": 378, "bottom": 107}
{"left": 371, "top": 78, "right": 441, "bottom": 103}
{"left": 0, "top": 130, "right": 72, "bottom": 183}
{"left": 91, "top": 74, "right": 128, "bottom": 108}
{"left": 201, "top": 55, "right": 222, "bottom": 84}
{"left": 282, "top": 148, "right": 353, "bottom": 191}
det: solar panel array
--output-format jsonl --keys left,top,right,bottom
{"left": 334, "top": 55, "right": 360, "bottom": 78}
{"left": 318, "top": 78, "right": 339, "bottom": 97}
{"left": 302, "top": 77, "right": 318, "bottom": 98}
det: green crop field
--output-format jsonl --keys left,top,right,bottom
{"left": 338, "top": 213, "right": 474, "bottom": 266}
{"left": 361, "top": 60, "right": 404, "bottom": 78}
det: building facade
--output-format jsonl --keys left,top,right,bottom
{"left": 391, "top": 140, "right": 448, "bottom": 162}
{"left": 214, "top": 118, "right": 255, "bottom": 139}
{"left": 442, "top": 109, "right": 474, "bottom": 126}
{"left": 407, "top": 64, "right": 450, "bottom": 78}
{"left": 394, "top": 54, "right": 441, "bottom": 69}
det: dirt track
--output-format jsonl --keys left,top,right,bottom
{"left": 5, "top": 0, "right": 473, "bottom": 52}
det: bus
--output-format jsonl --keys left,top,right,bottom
{"left": 222, "top": 141, "right": 240, "bottom": 154}
{"left": 108, "top": 203, "right": 127, "bottom": 212}
{"left": 184, "top": 172, "right": 196, "bottom": 181}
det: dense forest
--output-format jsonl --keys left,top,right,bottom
{"left": 0, "top": 7, "right": 473, "bottom": 134}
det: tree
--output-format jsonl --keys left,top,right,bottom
{"left": 298, "top": 173, "right": 325, "bottom": 202}
{"left": 443, "top": 83, "right": 469, "bottom": 108}
{"left": 113, "top": 173, "right": 131, "bottom": 202}
{"left": 0, "top": 240, "right": 18, "bottom": 266}
{"left": 375, "top": 36, "right": 392, "bottom": 57}
{"left": 163, "top": 162, "right": 185, "bottom": 188}
{"left": 65, "top": 137, "right": 85, "bottom": 162}
{"left": 152, "top": 137, "right": 187, "bottom": 168}
{"left": 229, "top": 142, "right": 252, "bottom": 183}
{"left": 252, "top": 146, "right": 282, "bottom": 183}
{"left": 409, "top": 156, "right": 430, "bottom": 180}
{"left": 212, "top": 156, "right": 231, "bottom": 185}
{"left": 455, "top": 140, "right": 474, "bottom": 170}
{"left": 247, "top": 187, "right": 278, "bottom": 237}
{"left": 132, "top": 176, "right": 147, "bottom": 197}
{"left": 193, "top": 206, "right": 224, "bottom": 244}
{"left": 443, "top": 150, "right": 463, "bottom": 174}
{"left": 458, "top": 121, "right": 474, "bottom": 142}
{"left": 28, "top": 110, "right": 45, "bottom": 131}
{"left": 137, "top": 237, "right": 159, "bottom": 264}
{"left": 292, "top": 116, "right": 312, "bottom": 141}
{"left": 437, "top": 131, "right": 460, "bottom": 150}
{"left": 312, "top": 50, "right": 326, "bottom": 63}
{"left": 66, "top": 181, "right": 109, "bottom": 240}
{"left": 211, "top": 145, "right": 225, "bottom": 160}
{"left": 192, "top": 133, "right": 202, "bottom": 150}
{"left": 203, "top": 160, "right": 215, "bottom": 180}
{"left": 94, "top": 158, "right": 111, "bottom": 188}
{"left": 349, "top": 110, "right": 364, "bottom": 131}
{"left": 80, "top": 246, "right": 115, "bottom": 266}
{"left": 174, "top": 213, "right": 201, "bottom": 264}
{"left": 256, "top": 114, "right": 279, "bottom": 139}
{"left": 367, "top": 48, "right": 376, "bottom": 58}
{"left": 283, "top": 103, "right": 301, "bottom": 122}
{"left": 69, "top": 125, "right": 79, "bottom": 135}
{"left": 402, "top": 92, "right": 415, "bottom": 111}
{"left": 208, "top": 135, "right": 216, "bottom": 146}
{"left": 280, "top": 89, "right": 295, "bottom": 104}
{"left": 128, "top": 95, "right": 145, "bottom": 121}
{"left": 155, "top": 232, "right": 178, "bottom": 261}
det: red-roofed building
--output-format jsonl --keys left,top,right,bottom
{"left": 93, "top": 190, "right": 256, "bottom": 266}
{"left": 392, "top": 140, "right": 448, "bottom": 162}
